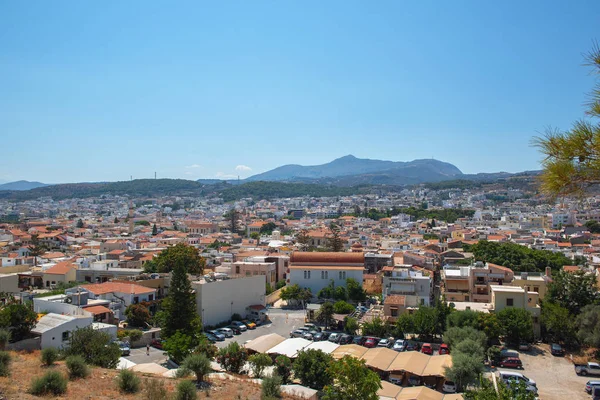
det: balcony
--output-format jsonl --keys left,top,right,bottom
{"left": 471, "top": 293, "right": 490, "bottom": 302}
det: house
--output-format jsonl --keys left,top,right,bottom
{"left": 490, "top": 284, "right": 541, "bottom": 338}
{"left": 31, "top": 313, "right": 93, "bottom": 349}
{"left": 441, "top": 266, "right": 471, "bottom": 302}
{"left": 469, "top": 262, "right": 514, "bottom": 303}
{"left": 364, "top": 252, "right": 393, "bottom": 274}
{"left": 42, "top": 260, "right": 77, "bottom": 288}
{"left": 510, "top": 269, "right": 551, "bottom": 300}
{"left": 288, "top": 252, "right": 364, "bottom": 295}
{"left": 229, "top": 261, "right": 277, "bottom": 287}
{"left": 382, "top": 266, "right": 432, "bottom": 306}
{"left": 82, "top": 281, "right": 157, "bottom": 307}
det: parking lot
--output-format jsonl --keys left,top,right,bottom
{"left": 499, "top": 344, "right": 590, "bottom": 400}
{"left": 215, "top": 308, "right": 306, "bottom": 348}
{"left": 124, "top": 346, "right": 168, "bottom": 365}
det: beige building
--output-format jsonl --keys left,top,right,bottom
{"left": 490, "top": 285, "right": 541, "bottom": 338}
{"left": 43, "top": 261, "right": 77, "bottom": 288}
{"left": 510, "top": 270, "right": 551, "bottom": 300}
{"left": 230, "top": 261, "right": 277, "bottom": 287}
{"left": 442, "top": 267, "right": 471, "bottom": 302}
{"left": 470, "top": 262, "right": 514, "bottom": 303}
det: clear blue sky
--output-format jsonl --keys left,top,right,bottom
{"left": 1, "top": 1, "right": 600, "bottom": 183}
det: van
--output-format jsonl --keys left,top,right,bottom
{"left": 498, "top": 371, "right": 536, "bottom": 388}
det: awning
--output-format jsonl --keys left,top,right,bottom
{"left": 331, "top": 344, "right": 368, "bottom": 360}
{"left": 244, "top": 333, "right": 286, "bottom": 354}
{"left": 395, "top": 386, "right": 444, "bottom": 400}
{"left": 377, "top": 380, "right": 402, "bottom": 399}
{"left": 422, "top": 354, "right": 452, "bottom": 377}
{"left": 387, "top": 351, "right": 430, "bottom": 376}
{"left": 360, "top": 347, "right": 398, "bottom": 371}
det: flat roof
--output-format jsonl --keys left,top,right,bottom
{"left": 31, "top": 313, "right": 76, "bottom": 334}
{"left": 490, "top": 285, "right": 525, "bottom": 293}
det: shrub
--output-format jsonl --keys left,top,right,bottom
{"left": 175, "top": 366, "right": 192, "bottom": 378}
{"left": 274, "top": 355, "right": 292, "bottom": 384}
{"left": 216, "top": 341, "right": 248, "bottom": 374}
{"left": 63, "top": 326, "right": 121, "bottom": 368}
{"left": 0, "top": 328, "right": 10, "bottom": 350}
{"left": 248, "top": 353, "right": 272, "bottom": 378}
{"left": 117, "top": 369, "right": 141, "bottom": 393}
{"left": 125, "top": 304, "right": 151, "bottom": 328}
{"left": 174, "top": 379, "right": 197, "bottom": 400}
{"left": 195, "top": 336, "right": 218, "bottom": 359}
{"left": 333, "top": 300, "right": 355, "bottom": 314}
{"left": 65, "top": 355, "right": 90, "bottom": 379}
{"left": 0, "top": 351, "right": 11, "bottom": 377}
{"left": 145, "top": 378, "right": 168, "bottom": 400}
{"left": 231, "top": 313, "right": 242, "bottom": 321}
{"left": 29, "top": 370, "right": 68, "bottom": 395}
{"left": 261, "top": 374, "right": 282, "bottom": 399}
{"left": 128, "top": 329, "right": 143, "bottom": 342}
{"left": 182, "top": 353, "right": 211, "bottom": 383}
{"left": 41, "top": 347, "right": 59, "bottom": 366}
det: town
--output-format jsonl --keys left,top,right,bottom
{"left": 0, "top": 175, "right": 598, "bottom": 399}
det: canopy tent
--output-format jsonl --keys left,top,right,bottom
{"left": 303, "top": 340, "right": 339, "bottom": 354}
{"left": 387, "top": 351, "right": 431, "bottom": 376}
{"left": 331, "top": 344, "right": 368, "bottom": 360}
{"left": 377, "top": 380, "right": 403, "bottom": 399}
{"left": 395, "top": 386, "right": 444, "bottom": 400}
{"left": 422, "top": 354, "right": 452, "bottom": 377}
{"left": 361, "top": 347, "right": 400, "bottom": 371}
{"left": 267, "top": 337, "right": 311, "bottom": 358}
{"left": 244, "top": 333, "right": 286, "bottom": 354}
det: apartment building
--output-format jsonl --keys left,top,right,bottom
{"left": 288, "top": 252, "right": 364, "bottom": 295}
{"left": 490, "top": 285, "right": 541, "bottom": 338}
{"left": 382, "top": 265, "right": 432, "bottom": 306}
{"left": 442, "top": 261, "right": 514, "bottom": 303}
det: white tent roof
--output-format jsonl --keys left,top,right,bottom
{"left": 303, "top": 340, "right": 340, "bottom": 354}
{"left": 267, "top": 338, "right": 311, "bottom": 358}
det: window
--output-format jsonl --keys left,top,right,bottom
{"left": 148, "top": 294, "right": 153, "bottom": 301}
{"left": 339, "top": 271, "right": 346, "bottom": 280}
{"left": 235, "top": 266, "right": 240, "bottom": 274}
{"left": 390, "top": 308, "right": 398, "bottom": 317}
{"left": 246, "top": 271, "right": 251, "bottom": 276}
{"left": 420, "top": 298, "right": 425, "bottom": 305}
{"left": 321, "top": 271, "right": 328, "bottom": 279}
{"left": 133, "top": 296, "right": 139, "bottom": 304}
{"left": 62, "top": 331, "right": 69, "bottom": 341}
{"left": 304, "top": 270, "right": 311, "bottom": 279}
{"left": 506, "top": 298, "right": 514, "bottom": 306}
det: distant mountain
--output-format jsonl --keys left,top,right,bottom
{"left": 245, "top": 155, "right": 463, "bottom": 185}
{"left": 0, "top": 180, "right": 48, "bottom": 191}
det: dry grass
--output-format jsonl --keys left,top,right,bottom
{"left": 0, "top": 350, "right": 298, "bottom": 399}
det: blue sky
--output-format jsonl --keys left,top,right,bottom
{"left": 1, "top": 1, "right": 599, "bottom": 183}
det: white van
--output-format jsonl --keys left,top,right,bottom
{"left": 498, "top": 370, "right": 537, "bottom": 389}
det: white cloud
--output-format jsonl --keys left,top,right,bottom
{"left": 216, "top": 172, "right": 238, "bottom": 179}
{"left": 235, "top": 165, "right": 252, "bottom": 172}
{"left": 185, "top": 164, "right": 203, "bottom": 169}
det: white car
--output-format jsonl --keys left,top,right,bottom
{"left": 442, "top": 381, "right": 457, "bottom": 393}
{"left": 217, "top": 327, "right": 234, "bottom": 338}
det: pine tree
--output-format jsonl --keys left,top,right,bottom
{"left": 161, "top": 264, "right": 202, "bottom": 340}
{"left": 76, "top": 219, "right": 84, "bottom": 228}
{"left": 152, "top": 223, "right": 158, "bottom": 236}
{"left": 29, "top": 234, "right": 47, "bottom": 266}
{"left": 296, "top": 229, "right": 311, "bottom": 251}
{"left": 327, "top": 222, "right": 344, "bottom": 252}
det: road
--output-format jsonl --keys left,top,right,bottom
{"left": 215, "top": 308, "right": 306, "bottom": 348}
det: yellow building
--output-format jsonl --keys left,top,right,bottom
{"left": 490, "top": 285, "right": 541, "bottom": 338}
{"left": 510, "top": 271, "right": 550, "bottom": 300}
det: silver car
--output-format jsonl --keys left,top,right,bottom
{"left": 217, "top": 327, "right": 234, "bottom": 338}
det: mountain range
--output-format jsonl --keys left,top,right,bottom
{"left": 0, "top": 180, "right": 48, "bottom": 191}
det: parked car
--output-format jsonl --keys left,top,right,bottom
{"left": 392, "top": 339, "right": 407, "bottom": 352}
{"left": 377, "top": 338, "right": 393, "bottom": 348}
{"left": 364, "top": 337, "right": 379, "bottom": 348}
{"left": 442, "top": 381, "right": 457, "bottom": 393}
{"left": 302, "top": 332, "right": 315, "bottom": 341}
{"left": 499, "top": 357, "right": 523, "bottom": 369}
{"left": 356, "top": 305, "right": 369, "bottom": 313}
{"left": 519, "top": 342, "right": 531, "bottom": 351}
{"left": 498, "top": 371, "right": 537, "bottom": 389}
{"left": 313, "top": 331, "right": 330, "bottom": 341}
{"left": 421, "top": 343, "right": 433, "bottom": 355}
{"left": 593, "top": 386, "right": 600, "bottom": 400}
{"left": 242, "top": 320, "right": 256, "bottom": 329}
{"left": 290, "top": 329, "right": 307, "bottom": 338}
{"left": 204, "top": 332, "right": 217, "bottom": 343}
{"left": 217, "top": 327, "right": 234, "bottom": 338}
{"left": 208, "top": 330, "right": 225, "bottom": 341}
{"left": 230, "top": 321, "right": 248, "bottom": 332}
{"left": 551, "top": 343, "right": 565, "bottom": 356}
{"left": 353, "top": 336, "right": 366, "bottom": 346}
{"left": 405, "top": 341, "right": 420, "bottom": 351}
{"left": 585, "top": 380, "right": 600, "bottom": 394}
{"left": 339, "top": 334, "right": 353, "bottom": 345}
{"left": 408, "top": 376, "right": 422, "bottom": 386}
{"left": 116, "top": 341, "right": 130, "bottom": 356}
{"left": 328, "top": 333, "right": 342, "bottom": 343}
{"left": 228, "top": 325, "right": 242, "bottom": 335}
{"left": 150, "top": 339, "right": 165, "bottom": 349}
{"left": 303, "top": 323, "right": 321, "bottom": 332}
{"left": 439, "top": 343, "right": 450, "bottom": 355}
{"left": 575, "top": 362, "right": 600, "bottom": 376}
{"left": 389, "top": 376, "right": 402, "bottom": 385}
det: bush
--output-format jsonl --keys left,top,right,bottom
{"left": 216, "top": 341, "right": 248, "bottom": 374}
{"left": 195, "top": 336, "right": 218, "bottom": 360}
{"left": 117, "top": 369, "right": 141, "bottom": 393}
{"left": 182, "top": 353, "right": 211, "bottom": 383}
{"left": 261, "top": 374, "right": 282, "bottom": 399}
{"left": 248, "top": 353, "right": 272, "bottom": 378}
{"left": 65, "top": 355, "right": 90, "bottom": 379}
{"left": 41, "top": 347, "right": 59, "bottom": 366}
{"left": 125, "top": 304, "right": 152, "bottom": 328}
{"left": 0, "top": 328, "right": 10, "bottom": 350}
{"left": 274, "top": 355, "right": 292, "bottom": 384}
{"left": 333, "top": 301, "right": 355, "bottom": 314}
{"left": 0, "top": 351, "right": 11, "bottom": 377}
{"left": 145, "top": 378, "right": 168, "bottom": 400}
{"left": 29, "top": 370, "right": 68, "bottom": 395}
{"left": 128, "top": 329, "right": 143, "bottom": 342}
{"left": 174, "top": 379, "right": 197, "bottom": 400}
{"left": 63, "top": 327, "right": 121, "bottom": 368}
{"left": 231, "top": 313, "right": 242, "bottom": 321}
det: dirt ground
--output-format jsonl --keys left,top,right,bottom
{"left": 499, "top": 343, "right": 591, "bottom": 400}
{"left": 0, "top": 350, "right": 297, "bottom": 400}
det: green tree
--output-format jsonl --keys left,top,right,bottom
{"left": 322, "top": 356, "right": 382, "bottom": 400}
{"left": 216, "top": 341, "right": 248, "bottom": 374}
{"left": 293, "top": 349, "right": 334, "bottom": 390}
{"left": 248, "top": 353, "right": 272, "bottom": 378}
{"left": 317, "top": 302, "right": 335, "bottom": 329}
{"left": 413, "top": 306, "right": 438, "bottom": 340}
{"left": 181, "top": 353, "right": 211, "bottom": 383}
{"left": 280, "top": 284, "right": 312, "bottom": 307}
{"left": 260, "top": 222, "right": 277, "bottom": 235}
{"left": 160, "top": 263, "right": 202, "bottom": 340}
{"left": 575, "top": 304, "right": 600, "bottom": 348}
{"left": 444, "top": 352, "right": 484, "bottom": 392}
{"left": 394, "top": 313, "right": 415, "bottom": 339}
{"left": 76, "top": 218, "right": 84, "bottom": 228}
{"left": 175, "top": 380, "right": 197, "bottom": 400}
{"left": 346, "top": 278, "right": 366, "bottom": 302}
{"left": 477, "top": 313, "right": 502, "bottom": 344}
{"left": 194, "top": 335, "right": 218, "bottom": 360}
{"left": 63, "top": 326, "right": 121, "bottom": 368}
{"left": 361, "top": 316, "right": 388, "bottom": 338}
{"left": 497, "top": 308, "right": 533, "bottom": 345}
{"left": 163, "top": 331, "right": 194, "bottom": 364}
{"left": 434, "top": 296, "right": 452, "bottom": 335}
{"left": 153, "top": 243, "right": 205, "bottom": 274}
{"left": 333, "top": 286, "right": 347, "bottom": 301}
{"left": 344, "top": 316, "right": 359, "bottom": 334}
{"left": 274, "top": 355, "right": 293, "bottom": 384}
{"left": 547, "top": 270, "right": 598, "bottom": 314}
{"left": 295, "top": 229, "right": 311, "bottom": 251}
{"left": 114, "top": 217, "right": 119, "bottom": 224}
{"left": 28, "top": 234, "right": 47, "bottom": 266}
{"left": 0, "top": 303, "right": 37, "bottom": 341}
{"left": 262, "top": 374, "right": 282, "bottom": 399}
{"left": 454, "top": 338, "right": 485, "bottom": 360}
{"left": 333, "top": 301, "right": 354, "bottom": 314}
{"left": 250, "top": 232, "right": 260, "bottom": 241}
{"left": 152, "top": 223, "right": 158, "bottom": 236}
{"left": 125, "top": 303, "right": 151, "bottom": 328}
{"left": 464, "top": 376, "right": 537, "bottom": 400}
{"left": 0, "top": 328, "right": 10, "bottom": 350}
{"left": 533, "top": 44, "right": 600, "bottom": 197}
{"left": 443, "top": 326, "right": 487, "bottom": 350}
{"left": 541, "top": 301, "right": 576, "bottom": 345}
{"left": 327, "top": 222, "right": 344, "bottom": 252}
{"left": 224, "top": 208, "right": 239, "bottom": 233}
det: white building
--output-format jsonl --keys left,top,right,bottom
{"left": 192, "top": 275, "right": 265, "bottom": 327}
{"left": 382, "top": 266, "right": 432, "bottom": 306}
{"left": 31, "top": 313, "right": 93, "bottom": 349}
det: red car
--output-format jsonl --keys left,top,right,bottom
{"left": 439, "top": 343, "right": 450, "bottom": 355}
{"left": 499, "top": 357, "right": 523, "bottom": 369}
{"left": 150, "top": 339, "right": 164, "bottom": 350}
{"left": 421, "top": 343, "right": 433, "bottom": 355}
{"left": 364, "top": 337, "right": 379, "bottom": 348}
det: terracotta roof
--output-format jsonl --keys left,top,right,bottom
{"left": 289, "top": 265, "right": 364, "bottom": 270}
{"left": 44, "top": 261, "right": 75, "bottom": 275}
{"left": 384, "top": 295, "right": 406, "bottom": 306}
{"left": 290, "top": 252, "right": 364, "bottom": 264}
{"left": 83, "top": 305, "right": 113, "bottom": 315}
{"left": 83, "top": 282, "right": 156, "bottom": 295}
{"left": 563, "top": 265, "right": 581, "bottom": 273}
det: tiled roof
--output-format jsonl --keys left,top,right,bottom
{"left": 44, "top": 261, "right": 75, "bottom": 275}
{"left": 83, "top": 282, "right": 156, "bottom": 295}
{"left": 384, "top": 295, "right": 406, "bottom": 305}
{"left": 290, "top": 252, "right": 364, "bottom": 264}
